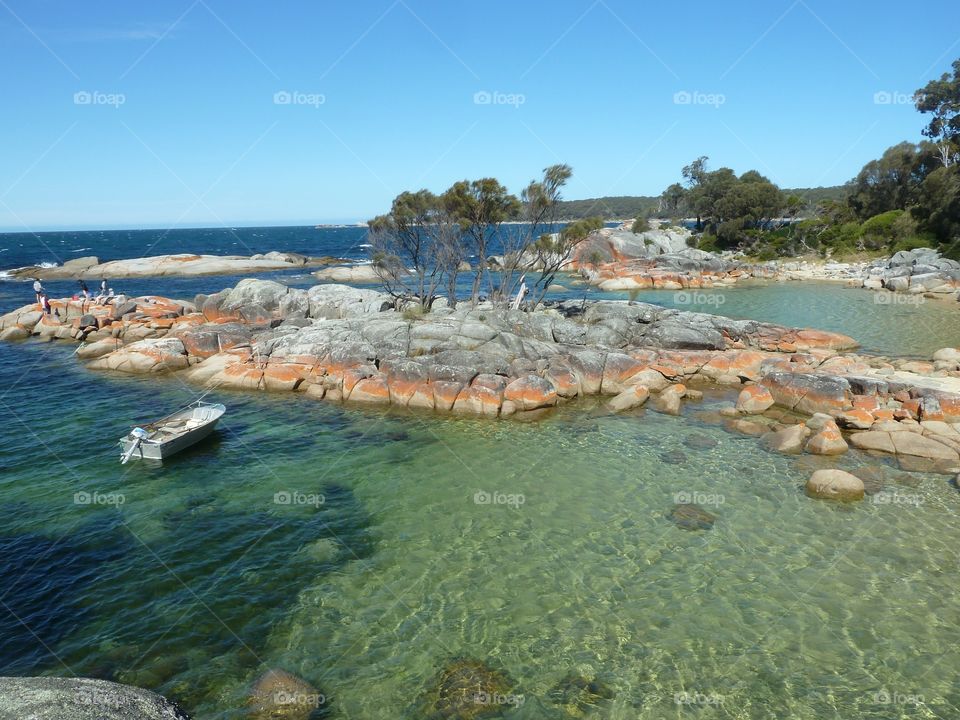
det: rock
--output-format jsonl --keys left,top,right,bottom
{"left": 651, "top": 384, "right": 684, "bottom": 415}
{"left": 62, "top": 255, "right": 100, "bottom": 270}
{"left": 421, "top": 658, "right": 515, "bottom": 720}
{"left": 503, "top": 375, "right": 558, "bottom": 411}
{"left": 728, "top": 418, "right": 769, "bottom": 436}
{"left": 933, "top": 347, "right": 960, "bottom": 363}
{"left": 607, "top": 385, "right": 649, "bottom": 412}
{"left": 313, "top": 264, "right": 382, "bottom": 284}
{"left": 683, "top": 433, "right": 718, "bottom": 450}
{"left": 836, "top": 409, "right": 875, "bottom": 430}
{"left": 805, "top": 469, "right": 865, "bottom": 501}
{"left": 0, "top": 676, "right": 189, "bottom": 719}
{"left": 890, "top": 431, "right": 960, "bottom": 462}
{"left": 248, "top": 669, "right": 324, "bottom": 720}
{"left": 805, "top": 421, "right": 849, "bottom": 455}
{"left": 76, "top": 338, "right": 121, "bottom": 359}
{"left": 668, "top": 503, "right": 716, "bottom": 530}
{"left": 735, "top": 385, "right": 775, "bottom": 413}
{"left": 111, "top": 300, "right": 138, "bottom": 320}
{"left": 547, "top": 673, "right": 614, "bottom": 715}
{"left": 805, "top": 413, "right": 835, "bottom": 432}
{"left": 88, "top": 338, "right": 189, "bottom": 373}
{"left": 849, "top": 431, "right": 897, "bottom": 454}
{"left": 659, "top": 449, "right": 687, "bottom": 464}
{"left": 221, "top": 278, "right": 290, "bottom": 313}
{"left": 0, "top": 326, "right": 30, "bottom": 341}
{"left": 761, "top": 372, "right": 852, "bottom": 415}
{"left": 762, "top": 424, "right": 810, "bottom": 454}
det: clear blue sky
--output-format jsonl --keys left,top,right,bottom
{"left": 1, "top": 0, "right": 958, "bottom": 230}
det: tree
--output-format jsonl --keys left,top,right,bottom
{"left": 915, "top": 59, "right": 960, "bottom": 168}
{"left": 526, "top": 215, "right": 602, "bottom": 307}
{"left": 442, "top": 178, "right": 518, "bottom": 305}
{"left": 497, "top": 164, "right": 573, "bottom": 307}
{"left": 682, "top": 156, "right": 709, "bottom": 187}
{"left": 847, "top": 142, "right": 938, "bottom": 219}
{"left": 659, "top": 183, "right": 686, "bottom": 215}
{"left": 368, "top": 190, "right": 454, "bottom": 310}
{"left": 913, "top": 165, "right": 960, "bottom": 246}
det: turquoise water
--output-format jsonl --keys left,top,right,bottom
{"left": 3, "top": 328, "right": 960, "bottom": 718}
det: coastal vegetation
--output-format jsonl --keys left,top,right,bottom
{"left": 368, "top": 164, "right": 605, "bottom": 310}
{"left": 554, "top": 59, "right": 960, "bottom": 263}
{"left": 668, "top": 59, "right": 960, "bottom": 260}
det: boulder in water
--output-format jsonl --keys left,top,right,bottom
{"left": 421, "top": 658, "right": 516, "bottom": 720}
{"left": 247, "top": 669, "right": 325, "bottom": 720}
{"left": 805, "top": 469, "right": 865, "bottom": 501}
{"left": 548, "top": 673, "right": 614, "bottom": 716}
{"left": 668, "top": 503, "right": 716, "bottom": 530}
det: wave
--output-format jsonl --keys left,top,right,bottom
{"left": 70, "top": 248, "right": 91, "bottom": 253}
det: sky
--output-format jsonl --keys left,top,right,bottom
{"left": 1, "top": 0, "right": 958, "bottom": 231}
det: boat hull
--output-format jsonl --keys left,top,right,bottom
{"left": 119, "top": 402, "right": 225, "bottom": 462}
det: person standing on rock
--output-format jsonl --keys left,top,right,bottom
{"left": 78, "top": 279, "right": 90, "bottom": 300}
{"left": 33, "top": 279, "right": 43, "bottom": 306}
{"left": 39, "top": 292, "right": 51, "bottom": 315}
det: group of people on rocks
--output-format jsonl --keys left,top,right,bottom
{"left": 32, "top": 277, "right": 113, "bottom": 315}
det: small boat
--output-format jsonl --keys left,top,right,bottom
{"left": 119, "top": 400, "right": 225, "bottom": 464}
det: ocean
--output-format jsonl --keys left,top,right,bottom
{"left": 2, "top": 226, "right": 960, "bottom": 718}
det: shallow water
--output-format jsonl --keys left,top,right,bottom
{"left": 2, "top": 337, "right": 960, "bottom": 719}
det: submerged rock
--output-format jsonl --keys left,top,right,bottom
{"left": 248, "top": 669, "right": 324, "bottom": 720}
{"left": 547, "top": 673, "right": 615, "bottom": 716}
{"left": 683, "top": 433, "right": 718, "bottom": 450}
{"left": 668, "top": 503, "right": 716, "bottom": 530}
{"left": 659, "top": 449, "right": 687, "bottom": 465}
{"left": 421, "top": 658, "right": 516, "bottom": 720}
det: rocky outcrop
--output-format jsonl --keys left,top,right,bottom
{"left": 313, "top": 263, "right": 381, "bottom": 284}
{"left": 7, "top": 278, "right": 960, "bottom": 475}
{"left": 0, "top": 676, "right": 189, "bottom": 720}
{"left": 866, "top": 248, "right": 960, "bottom": 295}
{"left": 6, "top": 252, "right": 343, "bottom": 280}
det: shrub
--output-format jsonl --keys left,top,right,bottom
{"left": 860, "top": 210, "right": 904, "bottom": 240}
{"left": 892, "top": 235, "right": 936, "bottom": 253}
{"left": 631, "top": 217, "right": 649, "bottom": 234}
{"left": 698, "top": 234, "right": 719, "bottom": 253}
